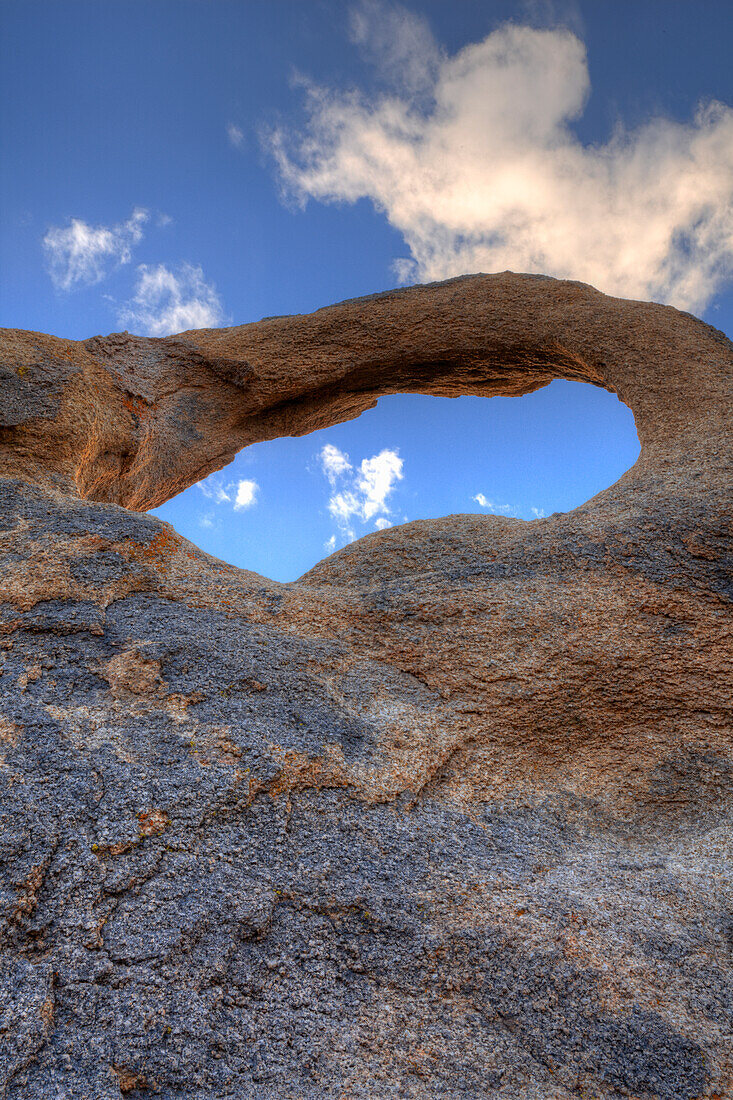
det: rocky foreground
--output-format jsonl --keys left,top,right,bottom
{"left": 0, "top": 273, "right": 731, "bottom": 1098}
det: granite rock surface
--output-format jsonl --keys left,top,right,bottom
{"left": 0, "top": 273, "right": 731, "bottom": 1099}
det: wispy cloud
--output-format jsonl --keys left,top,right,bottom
{"left": 318, "top": 443, "right": 403, "bottom": 546}
{"left": 227, "top": 122, "right": 245, "bottom": 149}
{"left": 473, "top": 493, "right": 517, "bottom": 516}
{"left": 320, "top": 442, "right": 354, "bottom": 484}
{"left": 349, "top": 0, "right": 441, "bottom": 95}
{"left": 43, "top": 207, "right": 148, "bottom": 289}
{"left": 119, "top": 263, "right": 225, "bottom": 336}
{"left": 473, "top": 493, "right": 545, "bottom": 519}
{"left": 198, "top": 475, "right": 233, "bottom": 504}
{"left": 270, "top": 5, "right": 733, "bottom": 312}
{"left": 197, "top": 473, "right": 260, "bottom": 512}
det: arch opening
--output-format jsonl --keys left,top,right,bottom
{"left": 151, "top": 381, "right": 640, "bottom": 583}
{"left": 2, "top": 273, "right": 728, "bottom": 578}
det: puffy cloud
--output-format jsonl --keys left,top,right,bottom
{"left": 320, "top": 443, "right": 353, "bottom": 483}
{"left": 270, "top": 10, "right": 733, "bottom": 312}
{"left": 43, "top": 207, "right": 148, "bottom": 289}
{"left": 328, "top": 490, "right": 361, "bottom": 532}
{"left": 119, "top": 263, "right": 225, "bottom": 336}
{"left": 318, "top": 443, "right": 404, "bottom": 544}
{"left": 234, "top": 479, "right": 258, "bottom": 510}
{"left": 356, "top": 449, "right": 404, "bottom": 520}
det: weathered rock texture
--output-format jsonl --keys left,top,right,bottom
{"left": 0, "top": 272, "right": 731, "bottom": 1099}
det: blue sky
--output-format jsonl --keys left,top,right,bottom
{"left": 2, "top": 0, "right": 732, "bottom": 580}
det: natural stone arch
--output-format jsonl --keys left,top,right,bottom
{"left": 2, "top": 272, "right": 730, "bottom": 516}
{"left": 0, "top": 274, "right": 732, "bottom": 1098}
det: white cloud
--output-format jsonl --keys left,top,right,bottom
{"left": 349, "top": 0, "right": 441, "bottom": 95}
{"left": 119, "top": 262, "right": 225, "bottom": 336}
{"left": 320, "top": 443, "right": 353, "bottom": 484}
{"left": 197, "top": 474, "right": 232, "bottom": 504}
{"left": 234, "top": 479, "right": 258, "bottom": 510}
{"left": 43, "top": 207, "right": 148, "bottom": 290}
{"left": 199, "top": 512, "right": 215, "bottom": 528}
{"left": 318, "top": 443, "right": 403, "bottom": 544}
{"left": 324, "top": 534, "right": 337, "bottom": 553}
{"left": 270, "top": 11, "right": 733, "bottom": 312}
{"left": 474, "top": 494, "right": 547, "bottom": 519}
{"left": 227, "top": 122, "right": 245, "bottom": 148}
{"left": 197, "top": 473, "right": 259, "bottom": 513}
{"left": 328, "top": 490, "right": 361, "bottom": 529}
{"left": 473, "top": 494, "right": 518, "bottom": 516}
{"left": 356, "top": 449, "right": 404, "bottom": 520}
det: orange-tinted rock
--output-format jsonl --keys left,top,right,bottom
{"left": 2, "top": 272, "right": 730, "bottom": 509}
{"left": 0, "top": 274, "right": 731, "bottom": 1099}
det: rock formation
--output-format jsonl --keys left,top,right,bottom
{"left": 0, "top": 272, "right": 731, "bottom": 1098}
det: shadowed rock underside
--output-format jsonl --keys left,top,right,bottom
{"left": 0, "top": 273, "right": 731, "bottom": 1099}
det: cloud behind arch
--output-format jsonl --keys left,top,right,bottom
{"left": 269, "top": 5, "right": 733, "bottom": 313}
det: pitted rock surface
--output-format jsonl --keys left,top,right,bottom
{"left": 0, "top": 272, "right": 731, "bottom": 1099}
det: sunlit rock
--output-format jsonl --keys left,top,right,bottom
{"left": 0, "top": 273, "right": 731, "bottom": 1098}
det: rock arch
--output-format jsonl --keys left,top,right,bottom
{"left": 2, "top": 272, "right": 730, "bottom": 515}
{"left": 0, "top": 274, "right": 731, "bottom": 1098}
